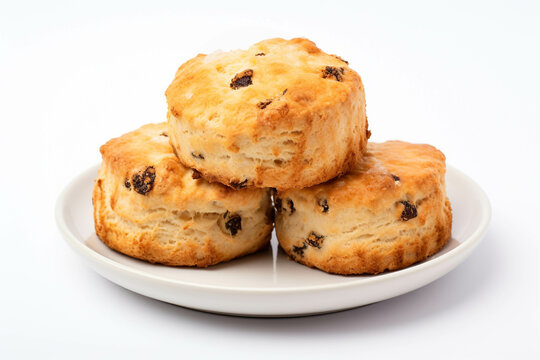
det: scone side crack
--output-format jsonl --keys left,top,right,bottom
{"left": 230, "top": 69, "right": 254, "bottom": 89}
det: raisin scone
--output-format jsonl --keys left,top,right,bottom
{"left": 93, "top": 123, "right": 273, "bottom": 267}
{"left": 165, "top": 37, "right": 368, "bottom": 191}
{"left": 274, "top": 141, "right": 452, "bottom": 275}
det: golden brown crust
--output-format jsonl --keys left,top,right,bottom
{"left": 165, "top": 37, "right": 368, "bottom": 190}
{"left": 275, "top": 141, "right": 452, "bottom": 275}
{"left": 93, "top": 123, "right": 273, "bottom": 267}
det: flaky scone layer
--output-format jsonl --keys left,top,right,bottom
{"left": 93, "top": 123, "right": 273, "bottom": 267}
{"left": 166, "top": 37, "right": 368, "bottom": 190}
{"left": 275, "top": 141, "right": 452, "bottom": 274}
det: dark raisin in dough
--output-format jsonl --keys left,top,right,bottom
{"left": 287, "top": 199, "right": 295, "bottom": 214}
{"left": 191, "top": 152, "right": 205, "bottom": 160}
{"left": 400, "top": 201, "right": 417, "bottom": 221}
{"left": 282, "top": 89, "right": 288, "bottom": 95}
{"left": 391, "top": 174, "right": 400, "bottom": 181}
{"left": 317, "top": 199, "right": 329, "bottom": 213}
{"left": 366, "top": 129, "right": 372, "bottom": 139}
{"left": 274, "top": 197, "right": 283, "bottom": 214}
{"left": 322, "top": 66, "right": 345, "bottom": 81}
{"left": 292, "top": 243, "right": 307, "bottom": 257}
{"left": 160, "top": 132, "right": 168, "bottom": 137}
{"left": 132, "top": 166, "right": 156, "bottom": 195}
{"left": 306, "top": 232, "right": 324, "bottom": 248}
{"left": 255, "top": 52, "right": 265, "bottom": 56}
{"left": 257, "top": 99, "right": 272, "bottom": 109}
{"left": 230, "top": 69, "right": 253, "bottom": 89}
{"left": 124, "top": 178, "right": 131, "bottom": 189}
{"left": 230, "top": 179, "right": 248, "bottom": 189}
{"left": 225, "top": 214, "right": 242, "bottom": 236}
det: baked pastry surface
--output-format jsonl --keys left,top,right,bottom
{"left": 166, "top": 37, "right": 368, "bottom": 190}
{"left": 274, "top": 141, "right": 452, "bottom": 274}
{"left": 93, "top": 123, "right": 273, "bottom": 267}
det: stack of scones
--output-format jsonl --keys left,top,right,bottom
{"left": 93, "top": 38, "right": 452, "bottom": 274}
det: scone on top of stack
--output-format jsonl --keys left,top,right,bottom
{"left": 93, "top": 123, "right": 273, "bottom": 267}
{"left": 165, "top": 37, "right": 369, "bottom": 191}
{"left": 274, "top": 141, "right": 452, "bottom": 274}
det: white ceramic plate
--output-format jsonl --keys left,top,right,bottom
{"left": 56, "top": 164, "right": 490, "bottom": 317}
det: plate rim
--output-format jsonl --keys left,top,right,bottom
{"left": 56, "top": 163, "right": 491, "bottom": 294}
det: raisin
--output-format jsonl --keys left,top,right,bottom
{"left": 257, "top": 99, "right": 272, "bottom": 109}
{"left": 255, "top": 52, "right": 265, "bottom": 56}
{"left": 318, "top": 199, "right": 329, "bottom": 213}
{"left": 160, "top": 132, "right": 168, "bottom": 137}
{"left": 230, "top": 69, "right": 253, "bottom": 89}
{"left": 132, "top": 166, "right": 156, "bottom": 195}
{"left": 275, "top": 197, "right": 283, "bottom": 214}
{"left": 322, "top": 66, "right": 345, "bottom": 81}
{"left": 225, "top": 213, "right": 242, "bottom": 236}
{"left": 366, "top": 129, "right": 372, "bottom": 139}
{"left": 391, "top": 174, "right": 400, "bottom": 181}
{"left": 192, "top": 169, "right": 202, "bottom": 179}
{"left": 333, "top": 55, "right": 349, "bottom": 64}
{"left": 124, "top": 178, "right": 131, "bottom": 189}
{"left": 400, "top": 201, "right": 417, "bottom": 221}
{"left": 191, "top": 152, "right": 205, "bottom": 160}
{"left": 257, "top": 89, "right": 288, "bottom": 109}
{"left": 292, "top": 243, "right": 307, "bottom": 257}
{"left": 287, "top": 199, "right": 295, "bottom": 214}
{"left": 306, "top": 232, "right": 324, "bottom": 248}
{"left": 230, "top": 179, "right": 248, "bottom": 189}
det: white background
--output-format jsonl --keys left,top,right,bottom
{"left": 1, "top": 0, "right": 539, "bottom": 358}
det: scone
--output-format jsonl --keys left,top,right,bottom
{"left": 93, "top": 123, "right": 273, "bottom": 267}
{"left": 165, "top": 37, "right": 368, "bottom": 190}
{"left": 274, "top": 141, "right": 452, "bottom": 274}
